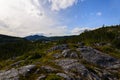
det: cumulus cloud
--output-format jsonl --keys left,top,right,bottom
{"left": 0, "top": 0, "right": 81, "bottom": 37}
{"left": 0, "top": 0, "right": 71, "bottom": 37}
{"left": 48, "top": 0, "right": 78, "bottom": 11}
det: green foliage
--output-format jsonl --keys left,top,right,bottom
{"left": 0, "top": 41, "right": 34, "bottom": 60}
{"left": 45, "top": 74, "right": 63, "bottom": 80}
{"left": 95, "top": 46, "right": 120, "bottom": 58}
{"left": 80, "top": 27, "right": 115, "bottom": 43}
{"left": 27, "top": 52, "right": 42, "bottom": 60}
{"left": 112, "top": 38, "right": 120, "bottom": 49}
{"left": 61, "top": 25, "right": 120, "bottom": 46}
{"left": 0, "top": 25, "right": 120, "bottom": 61}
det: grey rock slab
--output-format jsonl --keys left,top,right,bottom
{"left": 62, "top": 49, "right": 79, "bottom": 58}
{"left": 0, "top": 65, "right": 36, "bottom": 80}
{"left": 55, "top": 59, "right": 88, "bottom": 76}
{"left": 56, "top": 73, "right": 71, "bottom": 80}
{"left": 77, "top": 46, "right": 120, "bottom": 68}
{"left": 18, "top": 65, "right": 36, "bottom": 76}
{"left": 36, "top": 74, "right": 46, "bottom": 80}
{"left": 53, "top": 53, "right": 62, "bottom": 58}
{"left": 47, "top": 44, "right": 68, "bottom": 52}
{"left": 0, "top": 68, "right": 19, "bottom": 80}
{"left": 41, "top": 66, "right": 58, "bottom": 73}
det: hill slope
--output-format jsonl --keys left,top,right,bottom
{"left": 63, "top": 25, "right": 120, "bottom": 48}
{"left": 0, "top": 25, "right": 120, "bottom": 80}
{"left": 80, "top": 25, "right": 120, "bottom": 45}
{"left": 0, "top": 34, "right": 26, "bottom": 44}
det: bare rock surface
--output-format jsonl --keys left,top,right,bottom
{"left": 0, "top": 45, "right": 120, "bottom": 80}
{"left": 62, "top": 49, "right": 79, "bottom": 58}
{"left": 41, "top": 66, "right": 58, "bottom": 73}
{"left": 77, "top": 46, "right": 120, "bottom": 68}
{"left": 36, "top": 74, "right": 46, "bottom": 80}
{"left": 55, "top": 59, "right": 101, "bottom": 80}
{"left": 47, "top": 44, "right": 68, "bottom": 52}
{"left": 56, "top": 73, "right": 71, "bottom": 80}
{"left": 0, "top": 65, "right": 36, "bottom": 80}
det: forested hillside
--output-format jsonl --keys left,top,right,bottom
{"left": 0, "top": 34, "right": 26, "bottom": 44}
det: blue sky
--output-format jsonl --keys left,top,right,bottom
{"left": 59, "top": 0, "right": 120, "bottom": 29}
{"left": 0, "top": 0, "right": 120, "bottom": 37}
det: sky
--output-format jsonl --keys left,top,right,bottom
{"left": 0, "top": 0, "right": 120, "bottom": 37}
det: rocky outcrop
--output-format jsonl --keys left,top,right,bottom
{"left": 53, "top": 53, "right": 62, "bottom": 58}
{"left": 18, "top": 65, "right": 36, "bottom": 76}
{"left": 53, "top": 49, "right": 79, "bottom": 59}
{"left": 55, "top": 59, "right": 87, "bottom": 73}
{"left": 0, "top": 45, "right": 120, "bottom": 80}
{"left": 47, "top": 44, "right": 68, "bottom": 52}
{"left": 56, "top": 73, "right": 70, "bottom": 80}
{"left": 51, "top": 46, "right": 120, "bottom": 80}
{"left": 61, "top": 49, "right": 79, "bottom": 58}
{"left": 77, "top": 46, "right": 120, "bottom": 68}
{"left": 41, "top": 66, "right": 58, "bottom": 73}
{"left": 55, "top": 59, "right": 100, "bottom": 80}
{"left": 36, "top": 74, "right": 46, "bottom": 80}
{"left": 0, "top": 65, "right": 36, "bottom": 80}
{"left": 0, "top": 68, "right": 19, "bottom": 80}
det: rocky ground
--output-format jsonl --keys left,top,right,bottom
{"left": 0, "top": 44, "right": 120, "bottom": 80}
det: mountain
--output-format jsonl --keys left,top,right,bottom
{"left": 25, "top": 34, "right": 73, "bottom": 41}
{"left": 0, "top": 25, "right": 120, "bottom": 80}
{"left": 25, "top": 35, "right": 48, "bottom": 41}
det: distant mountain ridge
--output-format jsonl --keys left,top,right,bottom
{"left": 25, "top": 35, "right": 48, "bottom": 41}
{"left": 24, "top": 34, "right": 74, "bottom": 41}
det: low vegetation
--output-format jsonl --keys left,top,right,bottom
{"left": 0, "top": 25, "right": 120, "bottom": 79}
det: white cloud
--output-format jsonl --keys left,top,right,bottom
{"left": 44, "top": 26, "right": 68, "bottom": 36}
{"left": 71, "top": 27, "right": 96, "bottom": 35}
{"left": 48, "top": 0, "right": 78, "bottom": 11}
{"left": 0, "top": 0, "right": 70, "bottom": 37}
{"left": 71, "top": 27, "right": 82, "bottom": 35}
{"left": 96, "top": 12, "right": 102, "bottom": 16}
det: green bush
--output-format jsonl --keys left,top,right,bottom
{"left": 27, "top": 52, "right": 42, "bottom": 60}
{"left": 112, "top": 38, "right": 120, "bottom": 49}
